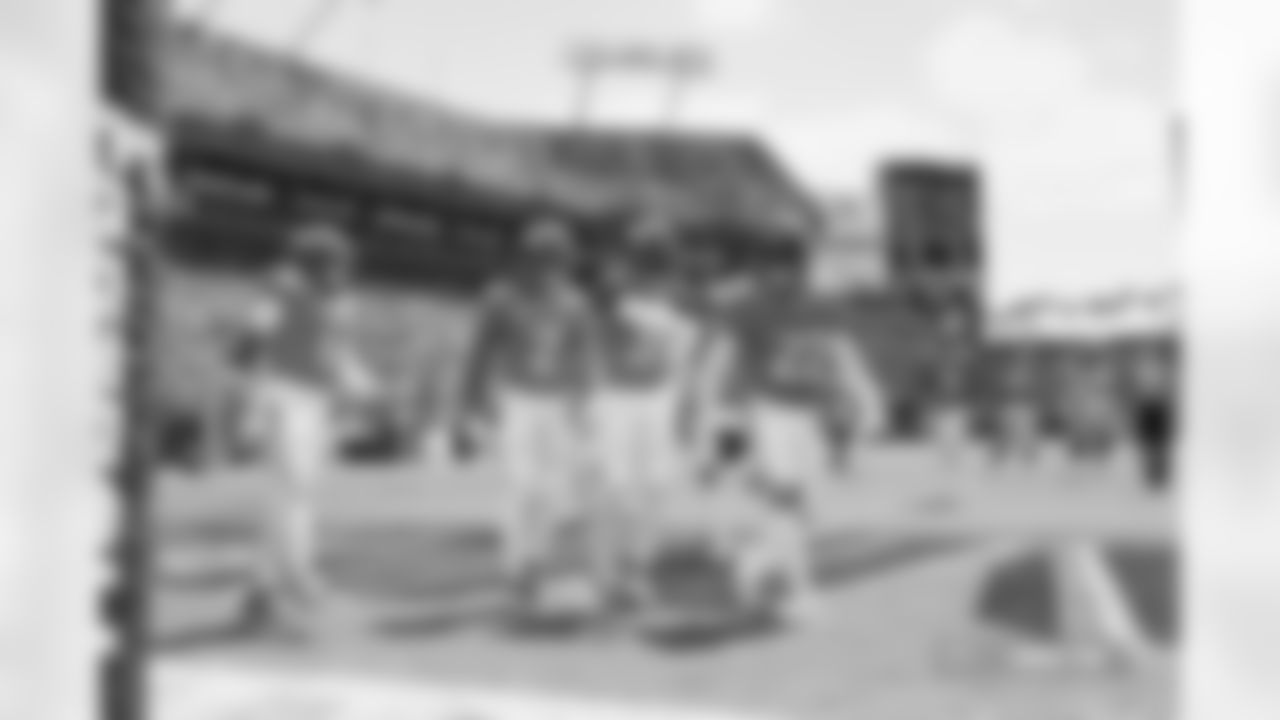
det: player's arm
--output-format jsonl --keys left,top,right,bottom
{"left": 222, "top": 285, "right": 284, "bottom": 447}
{"left": 242, "top": 265, "right": 304, "bottom": 339}
{"left": 243, "top": 298, "right": 279, "bottom": 337}
{"left": 829, "top": 333, "right": 885, "bottom": 442}
{"left": 687, "top": 327, "right": 747, "bottom": 478}
{"left": 670, "top": 314, "right": 706, "bottom": 440}
{"left": 684, "top": 324, "right": 737, "bottom": 446}
{"left": 448, "top": 285, "right": 505, "bottom": 433}
{"left": 436, "top": 293, "right": 501, "bottom": 463}
{"left": 330, "top": 299, "right": 377, "bottom": 405}
{"left": 228, "top": 279, "right": 284, "bottom": 371}
{"left": 564, "top": 294, "right": 599, "bottom": 428}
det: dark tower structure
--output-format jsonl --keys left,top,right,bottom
{"left": 876, "top": 159, "right": 987, "bottom": 433}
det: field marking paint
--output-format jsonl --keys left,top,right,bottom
{"left": 1065, "top": 541, "right": 1155, "bottom": 661}
{"left": 153, "top": 659, "right": 782, "bottom": 720}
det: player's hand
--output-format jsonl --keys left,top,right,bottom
{"left": 449, "top": 418, "right": 488, "bottom": 464}
{"left": 675, "top": 400, "right": 704, "bottom": 446}
{"left": 566, "top": 398, "right": 592, "bottom": 433}
{"left": 828, "top": 446, "right": 856, "bottom": 480}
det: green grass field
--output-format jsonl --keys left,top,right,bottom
{"left": 149, "top": 268, "right": 1175, "bottom": 718}
{"left": 149, "top": 448, "right": 1176, "bottom": 720}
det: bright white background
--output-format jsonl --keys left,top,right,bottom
{"left": 0, "top": 2, "right": 106, "bottom": 720}
{"left": 0, "top": 0, "right": 1276, "bottom": 719}
{"left": 1184, "top": 0, "right": 1280, "bottom": 718}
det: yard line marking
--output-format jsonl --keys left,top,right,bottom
{"left": 153, "top": 659, "right": 784, "bottom": 720}
{"left": 1065, "top": 542, "right": 1144, "bottom": 655}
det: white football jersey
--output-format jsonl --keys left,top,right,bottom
{"left": 609, "top": 293, "right": 701, "bottom": 386}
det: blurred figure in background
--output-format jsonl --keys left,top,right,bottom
{"left": 1128, "top": 349, "right": 1178, "bottom": 492}
{"left": 450, "top": 217, "right": 596, "bottom": 612}
{"left": 586, "top": 216, "right": 707, "bottom": 605}
{"left": 412, "top": 352, "right": 461, "bottom": 471}
{"left": 988, "top": 355, "right": 1046, "bottom": 467}
{"left": 993, "top": 398, "right": 1044, "bottom": 467}
{"left": 233, "top": 221, "right": 370, "bottom": 633}
{"left": 693, "top": 243, "right": 884, "bottom": 624}
{"left": 1061, "top": 359, "right": 1122, "bottom": 471}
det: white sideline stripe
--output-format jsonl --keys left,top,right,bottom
{"left": 1064, "top": 542, "right": 1155, "bottom": 659}
{"left": 153, "top": 660, "right": 780, "bottom": 720}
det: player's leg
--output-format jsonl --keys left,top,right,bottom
{"left": 587, "top": 389, "right": 651, "bottom": 607}
{"left": 236, "top": 376, "right": 283, "bottom": 628}
{"left": 494, "top": 392, "right": 555, "bottom": 606}
{"left": 627, "top": 387, "right": 676, "bottom": 526}
{"left": 277, "top": 384, "right": 333, "bottom": 597}
{"left": 732, "top": 501, "right": 812, "bottom": 619}
{"left": 543, "top": 396, "right": 629, "bottom": 614}
{"left": 822, "top": 413, "right": 855, "bottom": 483}
{"left": 644, "top": 383, "right": 708, "bottom": 564}
{"left": 1133, "top": 396, "right": 1173, "bottom": 492}
{"left": 747, "top": 401, "right": 824, "bottom": 623}
{"left": 241, "top": 380, "right": 332, "bottom": 629}
{"left": 621, "top": 385, "right": 696, "bottom": 607}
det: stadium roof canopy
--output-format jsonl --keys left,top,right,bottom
{"left": 159, "top": 22, "right": 821, "bottom": 238}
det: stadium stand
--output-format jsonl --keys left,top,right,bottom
{"left": 151, "top": 21, "right": 822, "bottom": 468}
{"left": 159, "top": 21, "right": 819, "bottom": 248}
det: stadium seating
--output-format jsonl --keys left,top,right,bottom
{"left": 161, "top": 21, "right": 820, "bottom": 241}
{"left": 155, "top": 265, "right": 477, "bottom": 469}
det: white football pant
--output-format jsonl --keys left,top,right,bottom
{"left": 744, "top": 400, "right": 829, "bottom": 498}
{"left": 251, "top": 375, "right": 336, "bottom": 603}
{"left": 493, "top": 390, "right": 586, "bottom": 577}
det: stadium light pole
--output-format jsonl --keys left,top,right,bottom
{"left": 186, "top": 0, "right": 228, "bottom": 24}
{"left": 658, "top": 46, "right": 712, "bottom": 128}
{"left": 287, "top": 0, "right": 348, "bottom": 58}
{"left": 569, "top": 43, "right": 609, "bottom": 129}
{"left": 568, "top": 41, "right": 713, "bottom": 130}
{"left": 1172, "top": 114, "right": 1185, "bottom": 208}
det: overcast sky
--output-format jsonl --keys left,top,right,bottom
{"left": 175, "top": 0, "right": 1176, "bottom": 305}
